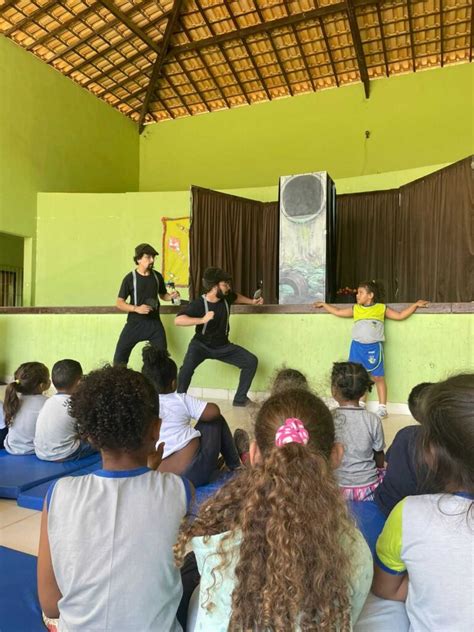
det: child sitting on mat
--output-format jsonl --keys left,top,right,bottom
{"left": 142, "top": 345, "right": 248, "bottom": 487}
{"left": 374, "top": 382, "right": 434, "bottom": 516}
{"left": 3, "top": 362, "right": 50, "bottom": 455}
{"left": 175, "top": 388, "right": 373, "bottom": 630}
{"left": 37, "top": 365, "right": 191, "bottom": 632}
{"left": 332, "top": 362, "right": 385, "bottom": 501}
{"left": 373, "top": 373, "right": 474, "bottom": 631}
{"left": 35, "top": 359, "right": 95, "bottom": 461}
{"left": 315, "top": 281, "right": 429, "bottom": 418}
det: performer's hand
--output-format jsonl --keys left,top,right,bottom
{"left": 415, "top": 300, "right": 430, "bottom": 308}
{"left": 135, "top": 304, "right": 153, "bottom": 314}
{"left": 148, "top": 441, "right": 165, "bottom": 470}
{"left": 253, "top": 297, "right": 264, "bottom": 305}
{"left": 170, "top": 291, "right": 180, "bottom": 300}
{"left": 313, "top": 302, "right": 326, "bottom": 309}
{"left": 201, "top": 311, "right": 215, "bottom": 324}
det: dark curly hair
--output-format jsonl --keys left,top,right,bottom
{"left": 271, "top": 366, "right": 309, "bottom": 394}
{"left": 141, "top": 344, "right": 177, "bottom": 394}
{"left": 358, "top": 280, "right": 385, "bottom": 304}
{"left": 68, "top": 365, "right": 159, "bottom": 452}
{"left": 331, "top": 362, "right": 374, "bottom": 402}
{"left": 175, "top": 389, "right": 355, "bottom": 630}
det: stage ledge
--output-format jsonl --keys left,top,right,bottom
{"left": 0, "top": 303, "right": 472, "bottom": 315}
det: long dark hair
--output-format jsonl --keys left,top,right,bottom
{"left": 419, "top": 373, "right": 474, "bottom": 495}
{"left": 3, "top": 362, "right": 49, "bottom": 426}
{"left": 141, "top": 344, "right": 177, "bottom": 394}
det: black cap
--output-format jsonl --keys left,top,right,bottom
{"left": 202, "top": 267, "right": 232, "bottom": 290}
{"left": 134, "top": 243, "right": 158, "bottom": 262}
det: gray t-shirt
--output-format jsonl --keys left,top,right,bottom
{"left": 34, "top": 393, "right": 80, "bottom": 461}
{"left": 333, "top": 407, "right": 385, "bottom": 486}
{"left": 4, "top": 394, "right": 48, "bottom": 455}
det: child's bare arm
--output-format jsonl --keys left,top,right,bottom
{"left": 386, "top": 300, "right": 430, "bottom": 321}
{"left": 38, "top": 500, "right": 62, "bottom": 618}
{"left": 198, "top": 402, "right": 221, "bottom": 421}
{"left": 313, "top": 302, "right": 353, "bottom": 317}
{"left": 372, "top": 565, "right": 408, "bottom": 601}
{"left": 374, "top": 450, "right": 385, "bottom": 468}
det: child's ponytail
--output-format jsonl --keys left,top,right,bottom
{"left": 3, "top": 362, "right": 49, "bottom": 425}
{"left": 141, "top": 344, "right": 177, "bottom": 394}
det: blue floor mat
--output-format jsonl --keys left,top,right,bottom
{"left": 193, "top": 471, "right": 235, "bottom": 514}
{"left": 349, "top": 500, "right": 387, "bottom": 554}
{"left": 0, "top": 546, "right": 43, "bottom": 632}
{"left": 0, "top": 451, "right": 101, "bottom": 499}
{"left": 17, "top": 461, "right": 103, "bottom": 511}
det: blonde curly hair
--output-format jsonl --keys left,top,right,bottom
{"left": 175, "top": 388, "right": 355, "bottom": 631}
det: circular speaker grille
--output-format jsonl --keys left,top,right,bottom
{"left": 281, "top": 174, "right": 325, "bottom": 222}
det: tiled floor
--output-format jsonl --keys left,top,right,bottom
{"left": 0, "top": 397, "right": 416, "bottom": 556}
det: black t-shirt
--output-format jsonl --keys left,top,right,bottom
{"left": 118, "top": 270, "right": 167, "bottom": 321}
{"left": 374, "top": 425, "right": 434, "bottom": 516}
{"left": 178, "top": 292, "right": 237, "bottom": 347}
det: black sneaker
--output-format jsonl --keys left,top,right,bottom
{"left": 233, "top": 428, "right": 250, "bottom": 457}
{"left": 232, "top": 396, "right": 255, "bottom": 407}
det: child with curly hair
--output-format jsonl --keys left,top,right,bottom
{"left": 331, "top": 362, "right": 385, "bottom": 501}
{"left": 3, "top": 362, "right": 50, "bottom": 455}
{"left": 270, "top": 366, "right": 309, "bottom": 394}
{"left": 175, "top": 388, "right": 373, "bottom": 631}
{"left": 37, "top": 365, "right": 191, "bottom": 631}
{"left": 315, "top": 281, "right": 429, "bottom": 418}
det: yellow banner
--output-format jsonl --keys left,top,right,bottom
{"left": 161, "top": 216, "right": 190, "bottom": 287}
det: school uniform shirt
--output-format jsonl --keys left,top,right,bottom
{"left": 47, "top": 467, "right": 192, "bottom": 632}
{"left": 376, "top": 493, "right": 474, "bottom": 632}
{"left": 178, "top": 292, "right": 237, "bottom": 347}
{"left": 4, "top": 394, "right": 48, "bottom": 455}
{"left": 159, "top": 392, "right": 207, "bottom": 459}
{"left": 34, "top": 393, "right": 80, "bottom": 461}
{"left": 118, "top": 269, "right": 167, "bottom": 322}
{"left": 374, "top": 425, "right": 433, "bottom": 516}
{"left": 190, "top": 526, "right": 373, "bottom": 630}
{"left": 333, "top": 407, "right": 385, "bottom": 486}
{"left": 352, "top": 303, "right": 386, "bottom": 343}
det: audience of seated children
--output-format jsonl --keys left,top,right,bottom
{"left": 34, "top": 359, "right": 95, "bottom": 462}
{"left": 331, "top": 362, "right": 385, "bottom": 501}
{"left": 141, "top": 345, "right": 248, "bottom": 487}
{"left": 3, "top": 362, "right": 50, "bottom": 455}
{"left": 374, "top": 382, "right": 434, "bottom": 516}
{"left": 373, "top": 373, "right": 474, "bottom": 632}
{"left": 37, "top": 365, "right": 192, "bottom": 632}
{"left": 175, "top": 388, "right": 373, "bottom": 631}
{"left": 270, "top": 366, "right": 309, "bottom": 394}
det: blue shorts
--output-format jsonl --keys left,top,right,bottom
{"left": 349, "top": 341, "right": 385, "bottom": 377}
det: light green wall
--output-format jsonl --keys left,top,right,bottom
{"left": 0, "top": 35, "right": 139, "bottom": 300}
{"left": 0, "top": 312, "right": 471, "bottom": 404}
{"left": 139, "top": 64, "right": 473, "bottom": 191}
{"left": 0, "top": 232, "right": 24, "bottom": 269}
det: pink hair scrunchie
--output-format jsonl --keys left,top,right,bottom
{"left": 275, "top": 418, "right": 309, "bottom": 447}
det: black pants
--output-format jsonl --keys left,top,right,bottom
{"left": 0, "top": 427, "right": 7, "bottom": 450}
{"left": 177, "top": 339, "right": 258, "bottom": 404}
{"left": 177, "top": 552, "right": 201, "bottom": 630}
{"left": 183, "top": 416, "right": 241, "bottom": 487}
{"left": 113, "top": 317, "right": 167, "bottom": 365}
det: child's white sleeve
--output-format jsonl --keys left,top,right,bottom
{"left": 183, "top": 394, "right": 208, "bottom": 421}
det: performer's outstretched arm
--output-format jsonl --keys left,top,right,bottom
{"left": 234, "top": 292, "right": 264, "bottom": 305}
{"left": 175, "top": 312, "right": 214, "bottom": 327}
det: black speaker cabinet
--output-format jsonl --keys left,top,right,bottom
{"left": 278, "top": 172, "right": 336, "bottom": 304}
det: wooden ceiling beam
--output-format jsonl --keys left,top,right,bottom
{"left": 345, "top": 0, "right": 370, "bottom": 98}
{"left": 138, "top": 0, "right": 185, "bottom": 132}
{"left": 194, "top": 0, "right": 250, "bottom": 104}
{"left": 167, "top": 0, "right": 375, "bottom": 58}
{"left": 3, "top": 0, "right": 59, "bottom": 37}
{"left": 439, "top": 0, "right": 444, "bottom": 67}
{"left": 376, "top": 3, "right": 389, "bottom": 76}
{"left": 406, "top": 0, "right": 417, "bottom": 72}
{"left": 316, "top": 5, "right": 340, "bottom": 88}
{"left": 471, "top": 0, "right": 473, "bottom": 62}
{"left": 97, "top": 0, "right": 160, "bottom": 53}
{"left": 291, "top": 24, "right": 317, "bottom": 92}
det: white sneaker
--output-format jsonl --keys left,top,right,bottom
{"left": 376, "top": 404, "right": 388, "bottom": 419}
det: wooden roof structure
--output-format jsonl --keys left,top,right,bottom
{"left": 1, "top": 0, "right": 472, "bottom": 131}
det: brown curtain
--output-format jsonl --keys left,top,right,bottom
{"left": 396, "top": 157, "right": 473, "bottom": 302}
{"left": 336, "top": 190, "right": 399, "bottom": 301}
{"left": 189, "top": 186, "right": 279, "bottom": 302}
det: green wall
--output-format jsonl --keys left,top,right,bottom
{"left": 0, "top": 312, "right": 471, "bottom": 404}
{"left": 0, "top": 36, "right": 139, "bottom": 300}
{"left": 0, "top": 232, "right": 23, "bottom": 269}
{"left": 139, "top": 64, "right": 473, "bottom": 191}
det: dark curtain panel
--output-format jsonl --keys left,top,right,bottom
{"left": 189, "top": 186, "right": 279, "bottom": 302}
{"left": 396, "top": 157, "right": 474, "bottom": 302}
{"left": 336, "top": 190, "right": 400, "bottom": 301}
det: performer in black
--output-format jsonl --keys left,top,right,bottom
{"left": 175, "top": 267, "right": 264, "bottom": 406}
{"left": 113, "top": 243, "right": 179, "bottom": 365}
